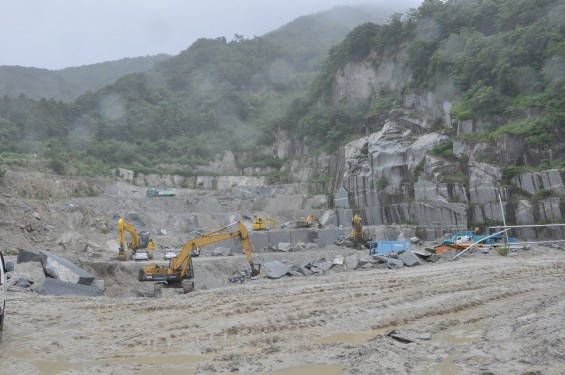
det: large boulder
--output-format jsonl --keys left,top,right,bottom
{"left": 17, "top": 248, "right": 42, "bottom": 263}
{"left": 398, "top": 251, "right": 422, "bottom": 267}
{"left": 39, "top": 250, "right": 95, "bottom": 285}
{"left": 264, "top": 261, "right": 291, "bottom": 279}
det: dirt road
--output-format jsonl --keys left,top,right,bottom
{"left": 1, "top": 247, "right": 564, "bottom": 375}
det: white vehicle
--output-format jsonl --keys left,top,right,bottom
{"left": 1, "top": 252, "right": 15, "bottom": 330}
{"left": 164, "top": 248, "right": 179, "bottom": 260}
{"left": 133, "top": 250, "right": 149, "bottom": 261}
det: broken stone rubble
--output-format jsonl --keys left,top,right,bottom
{"left": 260, "top": 247, "right": 450, "bottom": 279}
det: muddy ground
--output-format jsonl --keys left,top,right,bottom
{"left": 1, "top": 247, "right": 564, "bottom": 375}
{"left": 0, "top": 166, "right": 564, "bottom": 374}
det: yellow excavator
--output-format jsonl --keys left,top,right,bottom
{"left": 138, "top": 221, "right": 261, "bottom": 293}
{"left": 252, "top": 217, "right": 277, "bottom": 231}
{"left": 348, "top": 213, "right": 370, "bottom": 248}
{"left": 297, "top": 214, "right": 322, "bottom": 228}
{"left": 117, "top": 217, "right": 156, "bottom": 261}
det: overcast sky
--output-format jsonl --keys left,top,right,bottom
{"left": 0, "top": 0, "right": 422, "bottom": 70}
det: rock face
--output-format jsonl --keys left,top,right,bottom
{"left": 314, "top": 46, "right": 565, "bottom": 236}
{"left": 103, "top": 57, "right": 563, "bottom": 239}
{"left": 333, "top": 117, "right": 468, "bottom": 229}
{"left": 511, "top": 170, "right": 565, "bottom": 195}
{"left": 328, "top": 103, "right": 565, "bottom": 236}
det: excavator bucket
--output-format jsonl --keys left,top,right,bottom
{"left": 250, "top": 263, "right": 261, "bottom": 277}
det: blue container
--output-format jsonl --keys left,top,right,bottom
{"left": 369, "top": 241, "right": 411, "bottom": 255}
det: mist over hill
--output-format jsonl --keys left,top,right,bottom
{"left": 0, "top": 55, "right": 170, "bottom": 102}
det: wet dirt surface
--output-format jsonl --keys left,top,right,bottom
{"left": 1, "top": 247, "right": 564, "bottom": 375}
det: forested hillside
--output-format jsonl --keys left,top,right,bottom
{"left": 0, "top": 5, "right": 395, "bottom": 176}
{"left": 282, "top": 0, "right": 564, "bottom": 158}
{"left": 0, "top": 55, "right": 170, "bottom": 101}
{"left": 0, "top": 0, "right": 562, "bottom": 179}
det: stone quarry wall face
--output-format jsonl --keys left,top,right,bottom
{"left": 337, "top": 145, "right": 565, "bottom": 229}
{"left": 320, "top": 49, "right": 565, "bottom": 231}
{"left": 334, "top": 122, "right": 565, "bottom": 230}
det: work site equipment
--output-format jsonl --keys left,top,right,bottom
{"left": 138, "top": 221, "right": 261, "bottom": 293}
{"left": 296, "top": 214, "right": 322, "bottom": 228}
{"left": 348, "top": 213, "right": 370, "bottom": 248}
{"left": 369, "top": 241, "right": 410, "bottom": 256}
{"left": 146, "top": 188, "right": 176, "bottom": 197}
{"left": 252, "top": 217, "right": 276, "bottom": 231}
{"left": 117, "top": 217, "right": 156, "bottom": 261}
{"left": 434, "top": 230, "right": 493, "bottom": 254}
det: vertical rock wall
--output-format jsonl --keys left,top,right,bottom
{"left": 333, "top": 121, "right": 565, "bottom": 231}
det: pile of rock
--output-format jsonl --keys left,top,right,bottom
{"left": 262, "top": 253, "right": 369, "bottom": 279}
{"left": 259, "top": 247, "right": 466, "bottom": 279}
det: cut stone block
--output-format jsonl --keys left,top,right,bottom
{"left": 37, "top": 278, "right": 103, "bottom": 297}
{"left": 39, "top": 250, "right": 95, "bottom": 285}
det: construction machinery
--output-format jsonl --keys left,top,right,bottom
{"left": 348, "top": 213, "right": 370, "bottom": 248}
{"left": 117, "top": 217, "right": 156, "bottom": 261}
{"left": 252, "top": 217, "right": 277, "bottom": 231}
{"left": 296, "top": 214, "right": 322, "bottom": 228}
{"left": 138, "top": 221, "right": 261, "bottom": 293}
{"left": 146, "top": 188, "right": 176, "bottom": 197}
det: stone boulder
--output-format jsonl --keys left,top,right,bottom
{"left": 264, "top": 261, "right": 291, "bottom": 279}
{"left": 39, "top": 250, "right": 95, "bottom": 285}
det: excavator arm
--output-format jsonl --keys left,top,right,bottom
{"left": 139, "top": 221, "right": 260, "bottom": 289}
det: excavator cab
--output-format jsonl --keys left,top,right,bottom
{"left": 137, "top": 231, "right": 155, "bottom": 250}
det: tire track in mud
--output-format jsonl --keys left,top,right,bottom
{"left": 87, "top": 257, "right": 564, "bottom": 353}
{"left": 2, "top": 254, "right": 564, "bottom": 375}
{"left": 86, "top": 262, "right": 563, "bottom": 341}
